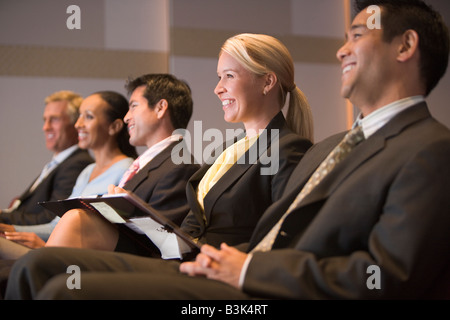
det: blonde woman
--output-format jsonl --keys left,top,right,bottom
{"left": 36, "top": 33, "right": 314, "bottom": 260}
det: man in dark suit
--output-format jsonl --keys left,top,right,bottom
{"left": 0, "top": 75, "right": 199, "bottom": 298}
{"left": 117, "top": 73, "right": 200, "bottom": 230}
{"left": 111, "top": 76, "right": 200, "bottom": 254}
{"left": 5, "top": 0, "right": 450, "bottom": 300}
{"left": 0, "top": 90, "right": 93, "bottom": 226}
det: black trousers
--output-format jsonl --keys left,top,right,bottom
{"left": 5, "top": 247, "right": 250, "bottom": 300}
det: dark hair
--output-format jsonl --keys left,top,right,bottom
{"left": 354, "top": 0, "right": 450, "bottom": 96}
{"left": 125, "top": 74, "right": 193, "bottom": 129}
{"left": 94, "top": 91, "right": 138, "bottom": 159}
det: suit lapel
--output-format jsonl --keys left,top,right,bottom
{"left": 187, "top": 131, "right": 247, "bottom": 226}
{"left": 19, "top": 148, "right": 85, "bottom": 202}
{"left": 283, "top": 131, "right": 346, "bottom": 196}
{"left": 300, "top": 135, "right": 384, "bottom": 207}
{"left": 185, "top": 165, "right": 212, "bottom": 230}
{"left": 246, "top": 133, "right": 343, "bottom": 249}
{"left": 18, "top": 176, "right": 40, "bottom": 201}
{"left": 248, "top": 102, "right": 432, "bottom": 250}
{"left": 124, "top": 141, "right": 176, "bottom": 192}
{"left": 292, "top": 102, "right": 432, "bottom": 209}
{"left": 201, "top": 112, "right": 285, "bottom": 223}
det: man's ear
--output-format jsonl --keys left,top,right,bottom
{"left": 109, "top": 118, "right": 124, "bottom": 135}
{"left": 397, "top": 29, "right": 419, "bottom": 62}
{"left": 263, "top": 72, "right": 278, "bottom": 95}
{"left": 155, "top": 99, "right": 169, "bottom": 119}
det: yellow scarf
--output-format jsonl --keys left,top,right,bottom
{"left": 196, "top": 135, "right": 259, "bottom": 210}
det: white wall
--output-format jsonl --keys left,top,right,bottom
{"left": 0, "top": 0, "right": 169, "bottom": 207}
{"left": 170, "top": 0, "right": 349, "bottom": 143}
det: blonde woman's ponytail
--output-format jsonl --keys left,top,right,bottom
{"left": 286, "top": 87, "right": 314, "bottom": 142}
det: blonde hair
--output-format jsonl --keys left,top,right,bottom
{"left": 44, "top": 90, "right": 83, "bottom": 125}
{"left": 220, "top": 33, "right": 314, "bottom": 141}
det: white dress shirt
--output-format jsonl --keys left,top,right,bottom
{"left": 135, "top": 134, "right": 183, "bottom": 172}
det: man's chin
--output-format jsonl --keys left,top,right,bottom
{"left": 340, "top": 86, "right": 352, "bottom": 101}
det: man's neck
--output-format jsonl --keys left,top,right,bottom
{"left": 357, "top": 91, "right": 424, "bottom": 118}
{"left": 52, "top": 144, "right": 78, "bottom": 157}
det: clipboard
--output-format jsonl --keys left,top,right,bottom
{"left": 39, "top": 192, "right": 200, "bottom": 259}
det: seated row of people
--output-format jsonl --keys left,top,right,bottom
{"left": 1, "top": 0, "right": 449, "bottom": 300}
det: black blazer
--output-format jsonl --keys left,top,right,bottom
{"left": 0, "top": 148, "right": 93, "bottom": 225}
{"left": 123, "top": 140, "right": 200, "bottom": 226}
{"left": 181, "top": 112, "right": 313, "bottom": 247}
{"left": 243, "top": 103, "right": 450, "bottom": 299}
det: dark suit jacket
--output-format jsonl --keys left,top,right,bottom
{"left": 243, "top": 102, "right": 450, "bottom": 299}
{"left": 0, "top": 148, "right": 93, "bottom": 225}
{"left": 181, "top": 112, "right": 312, "bottom": 247}
{"left": 114, "top": 139, "right": 199, "bottom": 256}
{"left": 123, "top": 140, "right": 200, "bottom": 227}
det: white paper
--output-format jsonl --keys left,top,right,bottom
{"left": 90, "top": 202, "right": 126, "bottom": 223}
{"left": 129, "top": 217, "right": 182, "bottom": 259}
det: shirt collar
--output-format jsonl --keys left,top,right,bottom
{"left": 137, "top": 134, "right": 183, "bottom": 170}
{"left": 52, "top": 144, "right": 79, "bottom": 165}
{"left": 353, "top": 96, "right": 425, "bottom": 139}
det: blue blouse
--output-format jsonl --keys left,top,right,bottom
{"left": 14, "top": 157, "right": 134, "bottom": 241}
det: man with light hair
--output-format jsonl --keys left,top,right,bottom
{"left": 0, "top": 90, "right": 93, "bottom": 227}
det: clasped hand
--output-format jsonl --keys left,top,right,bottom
{"left": 106, "top": 184, "right": 249, "bottom": 289}
{"left": 179, "top": 243, "right": 248, "bottom": 289}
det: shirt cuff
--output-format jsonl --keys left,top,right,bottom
{"left": 238, "top": 252, "right": 254, "bottom": 289}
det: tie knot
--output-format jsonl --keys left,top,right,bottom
{"left": 131, "top": 158, "right": 140, "bottom": 170}
{"left": 117, "top": 157, "right": 141, "bottom": 188}
{"left": 46, "top": 159, "right": 58, "bottom": 169}
{"left": 344, "top": 125, "right": 365, "bottom": 147}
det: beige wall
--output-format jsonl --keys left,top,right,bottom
{"left": 1, "top": 0, "right": 449, "bottom": 207}
{"left": 170, "top": 0, "right": 347, "bottom": 142}
{"left": 0, "top": 0, "right": 170, "bottom": 205}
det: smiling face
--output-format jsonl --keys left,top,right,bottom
{"left": 75, "top": 94, "right": 112, "bottom": 151}
{"left": 214, "top": 52, "right": 266, "bottom": 128}
{"left": 124, "top": 85, "right": 160, "bottom": 148}
{"left": 336, "top": 8, "right": 399, "bottom": 114}
{"left": 42, "top": 100, "right": 78, "bottom": 154}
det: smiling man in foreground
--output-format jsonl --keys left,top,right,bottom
{"left": 5, "top": 0, "right": 450, "bottom": 299}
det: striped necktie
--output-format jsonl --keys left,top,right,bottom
{"left": 252, "top": 125, "right": 365, "bottom": 252}
{"left": 118, "top": 157, "right": 140, "bottom": 188}
{"left": 29, "top": 159, "right": 58, "bottom": 192}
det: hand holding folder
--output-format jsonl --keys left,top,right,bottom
{"left": 39, "top": 192, "right": 200, "bottom": 260}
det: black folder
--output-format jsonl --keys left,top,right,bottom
{"left": 39, "top": 192, "right": 200, "bottom": 259}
